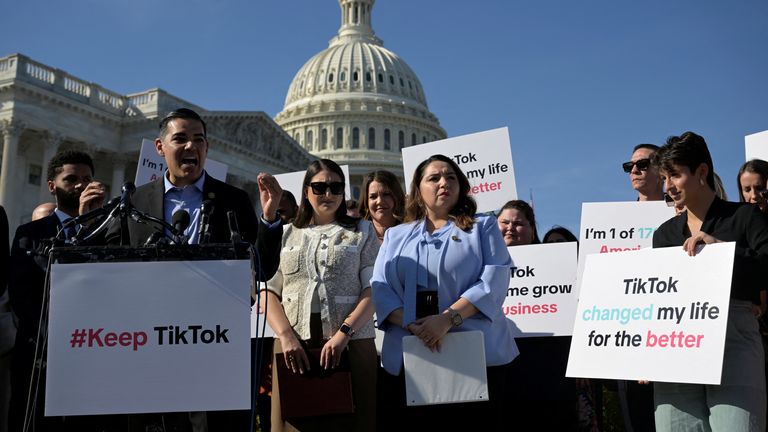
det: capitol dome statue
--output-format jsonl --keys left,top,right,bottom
{"left": 275, "top": 0, "right": 446, "bottom": 197}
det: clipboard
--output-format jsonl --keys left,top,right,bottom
{"left": 403, "top": 330, "right": 488, "bottom": 406}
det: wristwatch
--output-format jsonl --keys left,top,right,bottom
{"left": 339, "top": 322, "right": 356, "bottom": 337}
{"left": 446, "top": 307, "right": 463, "bottom": 327}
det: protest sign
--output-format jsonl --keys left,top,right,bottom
{"left": 566, "top": 243, "right": 734, "bottom": 384}
{"left": 135, "top": 138, "right": 228, "bottom": 186}
{"left": 401, "top": 127, "right": 517, "bottom": 213}
{"left": 503, "top": 242, "right": 578, "bottom": 337}
{"left": 577, "top": 201, "right": 676, "bottom": 281}
{"left": 46, "top": 260, "right": 251, "bottom": 415}
{"left": 274, "top": 165, "right": 352, "bottom": 201}
{"left": 745, "top": 130, "right": 768, "bottom": 162}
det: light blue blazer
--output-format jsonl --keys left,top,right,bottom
{"left": 371, "top": 215, "right": 519, "bottom": 375}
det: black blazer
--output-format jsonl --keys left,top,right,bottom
{"left": 105, "top": 175, "right": 281, "bottom": 281}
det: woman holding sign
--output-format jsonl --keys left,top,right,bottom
{"left": 652, "top": 132, "right": 768, "bottom": 431}
{"left": 261, "top": 159, "right": 380, "bottom": 432}
{"left": 371, "top": 154, "right": 518, "bottom": 429}
{"left": 498, "top": 200, "right": 579, "bottom": 429}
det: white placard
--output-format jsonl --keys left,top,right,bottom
{"left": 46, "top": 260, "right": 251, "bottom": 415}
{"left": 401, "top": 127, "right": 517, "bottom": 213}
{"left": 578, "top": 201, "right": 676, "bottom": 281}
{"left": 745, "top": 130, "right": 768, "bottom": 162}
{"left": 134, "top": 139, "right": 229, "bottom": 186}
{"left": 566, "top": 243, "right": 734, "bottom": 384}
{"left": 503, "top": 242, "right": 578, "bottom": 337}
{"left": 274, "top": 165, "right": 352, "bottom": 201}
{"left": 403, "top": 331, "right": 488, "bottom": 406}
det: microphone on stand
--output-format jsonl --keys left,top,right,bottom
{"left": 172, "top": 210, "right": 191, "bottom": 245}
{"left": 119, "top": 181, "right": 136, "bottom": 211}
{"left": 197, "top": 200, "right": 214, "bottom": 244}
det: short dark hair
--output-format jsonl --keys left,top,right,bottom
{"left": 359, "top": 170, "right": 405, "bottom": 224}
{"left": 542, "top": 226, "right": 578, "bottom": 243}
{"left": 159, "top": 108, "right": 207, "bottom": 138}
{"left": 293, "top": 159, "right": 358, "bottom": 229}
{"left": 633, "top": 143, "right": 660, "bottom": 153}
{"left": 498, "top": 200, "right": 540, "bottom": 244}
{"left": 652, "top": 131, "right": 715, "bottom": 190}
{"left": 405, "top": 154, "right": 477, "bottom": 231}
{"left": 47, "top": 149, "right": 94, "bottom": 181}
{"left": 737, "top": 159, "right": 768, "bottom": 203}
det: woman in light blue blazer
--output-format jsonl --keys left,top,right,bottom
{"left": 371, "top": 154, "right": 518, "bottom": 429}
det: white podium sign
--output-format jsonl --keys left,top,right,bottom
{"left": 401, "top": 127, "right": 517, "bottom": 213}
{"left": 275, "top": 165, "right": 352, "bottom": 201}
{"left": 566, "top": 243, "right": 734, "bottom": 384}
{"left": 578, "top": 201, "right": 676, "bottom": 281}
{"left": 135, "top": 138, "right": 228, "bottom": 186}
{"left": 46, "top": 260, "right": 251, "bottom": 415}
{"left": 503, "top": 242, "right": 578, "bottom": 337}
{"left": 745, "top": 130, "right": 768, "bottom": 162}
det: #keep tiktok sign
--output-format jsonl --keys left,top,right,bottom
{"left": 566, "top": 243, "right": 734, "bottom": 384}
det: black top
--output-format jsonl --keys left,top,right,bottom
{"left": 653, "top": 197, "right": 768, "bottom": 303}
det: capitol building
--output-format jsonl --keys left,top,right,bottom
{"left": 0, "top": 0, "right": 444, "bottom": 228}
{"left": 276, "top": 0, "right": 446, "bottom": 195}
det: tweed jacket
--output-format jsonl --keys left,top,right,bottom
{"left": 267, "top": 219, "right": 379, "bottom": 340}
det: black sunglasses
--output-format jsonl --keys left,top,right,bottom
{"left": 622, "top": 158, "right": 651, "bottom": 173}
{"left": 309, "top": 181, "right": 345, "bottom": 196}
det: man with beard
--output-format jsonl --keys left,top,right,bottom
{"left": 8, "top": 150, "right": 106, "bottom": 431}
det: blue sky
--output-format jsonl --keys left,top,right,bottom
{"left": 2, "top": 0, "right": 767, "bottom": 234}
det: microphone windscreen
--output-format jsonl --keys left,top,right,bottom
{"left": 172, "top": 209, "right": 191, "bottom": 232}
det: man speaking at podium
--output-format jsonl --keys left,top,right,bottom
{"left": 107, "top": 107, "right": 283, "bottom": 259}
{"left": 106, "top": 108, "right": 283, "bottom": 431}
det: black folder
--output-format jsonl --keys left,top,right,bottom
{"left": 275, "top": 347, "right": 354, "bottom": 418}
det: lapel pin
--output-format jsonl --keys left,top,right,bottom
{"left": 451, "top": 235, "right": 459, "bottom": 242}
{"left": 207, "top": 192, "right": 216, "bottom": 200}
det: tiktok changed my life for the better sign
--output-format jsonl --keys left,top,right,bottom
{"left": 566, "top": 242, "right": 735, "bottom": 385}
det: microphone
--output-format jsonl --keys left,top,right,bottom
{"left": 197, "top": 200, "right": 214, "bottom": 244}
{"left": 227, "top": 211, "right": 242, "bottom": 243}
{"left": 172, "top": 210, "right": 191, "bottom": 244}
{"left": 62, "top": 196, "right": 121, "bottom": 230}
{"left": 119, "top": 181, "right": 136, "bottom": 211}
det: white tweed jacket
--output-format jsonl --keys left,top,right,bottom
{"left": 266, "top": 219, "right": 379, "bottom": 340}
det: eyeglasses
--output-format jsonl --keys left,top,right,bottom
{"left": 622, "top": 158, "right": 651, "bottom": 173}
{"left": 309, "top": 182, "right": 345, "bottom": 196}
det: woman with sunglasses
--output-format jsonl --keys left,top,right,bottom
{"left": 358, "top": 170, "right": 406, "bottom": 243}
{"left": 371, "top": 154, "right": 517, "bottom": 430}
{"left": 652, "top": 132, "right": 768, "bottom": 431}
{"left": 624, "top": 144, "right": 664, "bottom": 202}
{"left": 261, "top": 159, "right": 380, "bottom": 432}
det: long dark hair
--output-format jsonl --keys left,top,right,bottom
{"left": 737, "top": 159, "right": 768, "bottom": 203}
{"left": 358, "top": 170, "right": 405, "bottom": 224}
{"left": 293, "top": 159, "right": 358, "bottom": 230}
{"left": 405, "top": 154, "right": 477, "bottom": 231}
{"left": 498, "top": 200, "right": 540, "bottom": 244}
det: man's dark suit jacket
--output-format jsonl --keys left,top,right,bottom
{"left": 7, "top": 214, "right": 72, "bottom": 430}
{"left": 105, "top": 174, "right": 281, "bottom": 279}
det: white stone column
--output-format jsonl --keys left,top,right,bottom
{"left": 110, "top": 155, "right": 127, "bottom": 195}
{"left": 38, "top": 131, "right": 63, "bottom": 203}
{"left": 0, "top": 120, "right": 24, "bottom": 225}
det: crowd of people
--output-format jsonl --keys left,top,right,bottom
{"left": 1, "top": 107, "right": 767, "bottom": 432}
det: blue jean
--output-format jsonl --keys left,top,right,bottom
{"left": 654, "top": 300, "right": 766, "bottom": 432}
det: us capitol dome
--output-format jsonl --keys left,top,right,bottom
{"left": 275, "top": 0, "right": 446, "bottom": 197}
